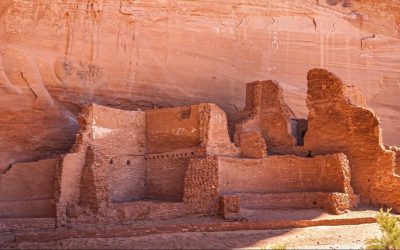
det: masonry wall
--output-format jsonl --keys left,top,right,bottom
{"left": 234, "top": 115, "right": 267, "bottom": 159}
{"left": 56, "top": 104, "right": 147, "bottom": 225}
{"left": 146, "top": 152, "right": 193, "bottom": 201}
{"left": 246, "top": 81, "right": 296, "bottom": 154}
{"left": 56, "top": 152, "right": 85, "bottom": 213}
{"left": 145, "top": 104, "right": 238, "bottom": 202}
{"left": 89, "top": 105, "right": 146, "bottom": 203}
{"left": 146, "top": 104, "right": 238, "bottom": 156}
{"left": 388, "top": 146, "right": 400, "bottom": 175}
{"left": 304, "top": 68, "right": 400, "bottom": 211}
{"left": 203, "top": 104, "right": 239, "bottom": 156}
{"left": 396, "top": 149, "right": 400, "bottom": 175}
{"left": 146, "top": 106, "right": 201, "bottom": 154}
{"left": 0, "top": 158, "right": 58, "bottom": 218}
{"left": 239, "top": 192, "right": 351, "bottom": 214}
{"left": 217, "top": 154, "right": 351, "bottom": 195}
{"left": 55, "top": 106, "right": 93, "bottom": 225}
{"left": 183, "top": 157, "right": 220, "bottom": 214}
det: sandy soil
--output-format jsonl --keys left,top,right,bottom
{"left": 13, "top": 223, "right": 381, "bottom": 249}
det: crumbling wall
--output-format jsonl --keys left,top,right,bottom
{"left": 387, "top": 146, "right": 400, "bottom": 175}
{"left": 395, "top": 148, "right": 400, "bottom": 175}
{"left": 0, "top": 158, "right": 58, "bottom": 218}
{"left": 200, "top": 104, "right": 239, "bottom": 156}
{"left": 217, "top": 154, "right": 352, "bottom": 195}
{"left": 183, "top": 157, "right": 220, "bottom": 214}
{"left": 56, "top": 104, "right": 146, "bottom": 224}
{"left": 55, "top": 105, "right": 93, "bottom": 225}
{"left": 304, "top": 68, "right": 400, "bottom": 211}
{"left": 233, "top": 80, "right": 297, "bottom": 155}
{"left": 78, "top": 147, "right": 101, "bottom": 212}
{"left": 234, "top": 116, "right": 267, "bottom": 159}
{"left": 76, "top": 105, "right": 146, "bottom": 207}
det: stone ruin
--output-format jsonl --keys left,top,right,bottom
{"left": 1, "top": 68, "right": 400, "bottom": 227}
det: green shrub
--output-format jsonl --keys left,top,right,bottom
{"left": 366, "top": 208, "right": 400, "bottom": 250}
{"left": 270, "top": 243, "right": 287, "bottom": 250}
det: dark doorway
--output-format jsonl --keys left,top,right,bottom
{"left": 291, "top": 119, "right": 308, "bottom": 146}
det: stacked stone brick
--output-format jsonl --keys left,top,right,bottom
{"left": 1, "top": 68, "right": 399, "bottom": 228}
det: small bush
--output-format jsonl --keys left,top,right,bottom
{"left": 366, "top": 208, "right": 400, "bottom": 250}
{"left": 270, "top": 243, "right": 287, "bottom": 250}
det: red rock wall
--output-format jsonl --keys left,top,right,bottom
{"left": 0, "top": 158, "right": 58, "bottom": 218}
{"left": 1, "top": 0, "right": 400, "bottom": 172}
{"left": 0, "top": 108, "right": 78, "bottom": 173}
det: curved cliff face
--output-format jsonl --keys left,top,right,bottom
{"left": 0, "top": 0, "right": 399, "bottom": 172}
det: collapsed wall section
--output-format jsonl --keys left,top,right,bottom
{"left": 304, "top": 68, "right": 400, "bottom": 211}
{"left": 232, "top": 80, "right": 298, "bottom": 155}
{"left": 247, "top": 81, "right": 296, "bottom": 154}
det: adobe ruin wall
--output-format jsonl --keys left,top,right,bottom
{"left": 217, "top": 154, "right": 352, "bottom": 195}
{"left": 304, "top": 68, "right": 400, "bottom": 211}
{"left": 232, "top": 81, "right": 297, "bottom": 155}
{"left": 184, "top": 154, "right": 354, "bottom": 217}
{"left": 1, "top": 68, "right": 399, "bottom": 229}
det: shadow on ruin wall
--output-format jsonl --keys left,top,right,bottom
{"left": 0, "top": 69, "right": 399, "bottom": 240}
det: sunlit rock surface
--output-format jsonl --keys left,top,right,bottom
{"left": 0, "top": 0, "right": 399, "bottom": 171}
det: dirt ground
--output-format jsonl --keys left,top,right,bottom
{"left": 12, "top": 223, "right": 381, "bottom": 249}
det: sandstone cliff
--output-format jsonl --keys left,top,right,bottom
{"left": 0, "top": 0, "right": 399, "bottom": 172}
